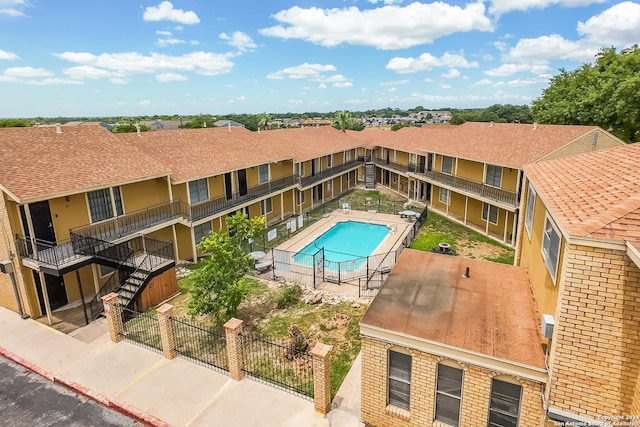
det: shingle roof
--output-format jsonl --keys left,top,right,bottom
{"left": 0, "top": 125, "right": 170, "bottom": 203}
{"left": 259, "top": 126, "right": 363, "bottom": 162}
{"left": 361, "top": 249, "right": 545, "bottom": 369}
{"left": 351, "top": 122, "right": 606, "bottom": 168}
{"left": 525, "top": 143, "right": 640, "bottom": 242}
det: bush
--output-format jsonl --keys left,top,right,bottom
{"left": 272, "top": 284, "right": 302, "bottom": 309}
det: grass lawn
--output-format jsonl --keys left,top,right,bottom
{"left": 410, "top": 210, "right": 515, "bottom": 264}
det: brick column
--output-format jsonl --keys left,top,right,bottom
{"left": 311, "top": 342, "right": 333, "bottom": 416}
{"left": 157, "top": 304, "right": 177, "bottom": 360}
{"left": 102, "top": 293, "right": 123, "bottom": 343}
{"left": 224, "top": 318, "right": 245, "bottom": 381}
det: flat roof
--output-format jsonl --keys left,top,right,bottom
{"left": 361, "top": 249, "right": 545, "bottom": 369}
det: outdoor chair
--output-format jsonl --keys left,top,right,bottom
{"left": 342, "top": 203, "right": 351, "bottom": 214}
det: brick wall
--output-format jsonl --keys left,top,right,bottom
{"left": 361, "top": 337, "right": 545, "bottom": 427}
{"left": 549, "top": 244, "right": 640, "bottom": 416}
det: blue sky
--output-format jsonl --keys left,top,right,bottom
{"left": 1, "top": 0, "right": 639, "bottom": 117}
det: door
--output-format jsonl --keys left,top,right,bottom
{"left": 33, "top": 271, "right": 68, "bottom": 313}
{"left": 311, "top": 159, "right": 317, "bottom": 177}
{"left": 385, "top": 149, "right": 390, "bottom": 165}
{"left": 418, "top": 156, "right": 426, "bottom": 173}
{"left": 224, "top": 172, "right": 233, "bottom": 200}
{"left": 21, "top": 201, "right": 57, "bottom": 243}
{"left": 427, "top": 153, "right": 434, "bottom": 172}
{"left": 238, "top": 169, "right": 248, "bottom": 197}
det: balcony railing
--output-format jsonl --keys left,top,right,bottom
{"left": 15, "top": 235, "right": 88, "bottom": 268}
{"left": 372, "top": 156, "right": 410, "bottom": 174}
{"left": 190, "top": 174, "right": 298, "bottom": 221}
{"left": 299, "top": 159, "right": 362, "bottom": 188}
{"left": 412, "top": 169, "right": 519, "bottom": 207}
{"left": 70, "top": 199, "right": 189, "bottom": 242}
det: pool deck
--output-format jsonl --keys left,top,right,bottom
{"left": 267, "top": 209, "right": 417, "bottom": 296}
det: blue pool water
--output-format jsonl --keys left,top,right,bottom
{"left": 293, "top": 221, "right": 389, "bottom": 270}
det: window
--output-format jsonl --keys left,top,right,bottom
{"left": 410, "top": 153, "right": 417, "bottom": 166}
{"left": 524, "top": 185, "right": 536, "bottom": 236}
{"left": 258, "top": 164, "right": 269, "bottom": 184}
{"left": 439, "top": 188, "right": 450, "bottom": 205}
{"left": 542, "top": 216, "right": 561, "bottom": 279}
{"left": 99, "top": 265, "right": 116, "bottom": 277}
{"left": 327, "top": 154, "right": 333, "bottom": 168}
{"left": 296, "top": 162, "right": 305, "bottom": 177}
{"left": 485, "top": 165, "right": 502, "bottom": 188}
{"left": 189, "top": 178, "right": 209, "bottom": 203}
{"left": 346, "top": 172, "right": 351, "bottom": 183}
{"left": 482, "top": 203, "right": 499, "bottom": 224}
{"left": 488, "top": 379, "right": 522, "bottom": 427}
{"left": 261, "top": 197, "right": 272, "bottom": 215}
{"left": 326, "top": 181, "right": 332, "bottom": 191}
{"left": 297, "top": 190, "right": 305, "bottom": 205}
{"left": 435, "top": 364, "right": 463, "bottom": 426}
{"left": 442, "top": 156, "right": 453, "bottom": 174}
{"left": 87, "top": 187, "right": 123, "bottom": 222}
{"left": 388, "top": 350, "right": 411, "bottom": 410}
{"left": 346, "top": 150, "right": 352, "bottom": 161}
{"left": 193, "top": 221, "right": 212, "bottom": 244}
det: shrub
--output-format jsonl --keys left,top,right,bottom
{"left": 272, "top": 284, "right": 302, "bottom": 309}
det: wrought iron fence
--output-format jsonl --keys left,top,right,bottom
{"left": 14, "top": 235, "right": 87, "bottom": 268}
{"left": 121, "top": 307, "right": 162, "bottom": 353}
{"left": 171, "top": 316, "right": 228, "bottom": 373}
{"left": 240, "top": 332, "right": 314, "bottom": 399}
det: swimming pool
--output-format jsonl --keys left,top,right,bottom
{"left": 293, "top": 221, "right": 390, "bottom": 270}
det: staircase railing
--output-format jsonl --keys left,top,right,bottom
{"left": 87, "top": 247, "right": 135, "bottom": 320}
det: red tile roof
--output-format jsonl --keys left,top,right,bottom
{"left": 361, "top": 249, "right": 545, "bottom": 369}
{"left": 525, "top": 143, "right": 640, "bottom": 242}
{"left": 0, "top": 125, "right": 170, "bottom": 203}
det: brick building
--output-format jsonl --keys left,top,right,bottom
{"left": 360, "top": 250, "right": 547, "bottom": 427}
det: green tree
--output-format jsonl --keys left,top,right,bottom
{"left": 532, "top": 45, "right": 640, "bottom": 142}
{"left": 258, "top": 112, "right": 272, "bottom": 130}
{"left": 390, "top": 122, "right": 410, "bottom": 131}
{"left": 112, "top": 117, "right": 150, "bottom": 133}
{"left": 0, "top": 119, "right": 34, "bottom": 127}
{"left": 332, "top": 110, "right": 364, "bottom": 132}
{"left": 188, "top": 212, "right": 266, "bottom": 322}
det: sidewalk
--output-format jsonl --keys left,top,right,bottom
{"left": 0, "top": 307, "right": 363, "bottom": 427}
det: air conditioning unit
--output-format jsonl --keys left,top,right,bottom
{"left": 541, "top": 314, "right": 555, "bottom": 339}
{"left": 0, "top": 260, "right": 13, "bottom": 274}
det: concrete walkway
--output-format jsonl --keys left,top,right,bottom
{"left": 0, "top": 307, "right": 363, "bottom": 427}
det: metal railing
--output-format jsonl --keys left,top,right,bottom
{"left": 240, "top": 332, "right": 314, "bottom": 398}
{"left": 299, "top": 160, "right": 362, "bottom": 188}
{"left": 87, "top": 248, "right": 135, "bottom": 320}
{"left": 172, "top": 317, "right": 228, "bottom": 373}
{"left": 189, "top": 175, "right": 298, "bottom": 221}
{"left": 14, "top": 235, "right": 87, "bottom": 268}
{"left": 122, "top": 307, "right": 162, "bottom": 353}
{"left": 411, "top": 169, "right": 518, "bottom": 206}
{"left": 71, "top": 199, "right": 188, "bottom": 242}
{"left": 372, "top": 156, "right": 410, "bottom": 174}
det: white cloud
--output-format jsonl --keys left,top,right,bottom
{"left": 0, "top": 49, "right": 18, "bottom": 60}
{"left": 440, "top": 84, "right": 452, "bottom": 89}
{"left": 441, "top": 69, "right": 461, "bottom": 78}
{"left": 0, "top": 0, "right": 27, "bottom": 17}
{"left": 143, "top": 1, "right": 200, "bottom": 25}
{"left": 485, "top": 62, "right": 550, "bottom": 76}
{"left": 4, "top": 66, "right": 53, "bottom": 78}
{"left": 267, "top": 63, "right": 336, "bottom": 80}
{"left": 219, "top": 31, "right": 257, "bottom": 52}
{"left": 333, "top": 81, "right": 353, "bottom": 88}
{"left": 156, "top": 72, "right": 188, "bottom": 82}
{"left": 62, "top": 65, "right": 123, "bottom": 80}
{"left": 577, "top": 1, "right": 640, "bottom": 46}
{"left": 489, "top": 0, "right": 606, "bottom": 15}
{"left": 473, "top": 78, "right": 494, "bottom": 86}
{"left": 157, "top": 38, "right": 186, "bottom": 47}
{"left": 368, "top": 0, "right": 404, "bottom": 4}
{"left": 318, "top": 83, "right": 327, "bottom": 89}
{"left": 380, "top": 79, "right": 409, "bottom": 86}
{"left": 156, "top": 30, "right": 172, "bottom": 36}
{"left": 386, "top": 52, "right": 478, "bottom": 73}
{"left": 259, "top": 2, "right": 492, "bottom": 50}
{"left": 55, "top": 51, "right": 235, "bottom": 79}
{"left": 139, "top": 100, "right": 151, "bottom": 106}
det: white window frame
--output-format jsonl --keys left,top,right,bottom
{"left": 442, "top": 156, "right": 453, "bottom": 175}
{"left": 485, "top": 164, "right": 502, "bottom": 188}
{"left": 524, "top": 184, "right": 536, "bottom": 238}
{"left": 345, "top": 150, "right": 352, "bottom": 162}
{"left": 87, "top": 186, "right": 124, "bottom": 223}
{"left": 326, "top": 181, "right": 332, "bottom": 191}
{"left": 297, "top": 190, "right": 305, "bottom": 205}
{"left": 188, "top": 178, "right": 209, "bottom": 204}
{"left": 488, "top": 379, "right": 522, "bottom": 427}
{"left": 542, "top": 214, "right": 561, "bottom": 282}
{"left": 258, "top": 164, "right": 269, "bottom": 184}
{"left": 482, "top": 203, "right": 499, "bottom": 225}
{"left": 388, "top": 350, "right": 412, "bottom": 411}
{"left": 261, "top": 197, "right": 273, "bottom": 215}
{"left": 193, "top": 221, "right": 212, "bottom": 244}
{"left": 435, "top": 363, "right": 463, "bottom": 427}
{"left": 410, "top": 153, "right": 417, "bottom": 166}
{"left": 327, "top": 154, "right": 333, "bottom": 168}
{"left": 439, "top": 188, "right": 450, "bottom": 205}
{"left": 296, "top": 162, "right": 305, "bottom": 177}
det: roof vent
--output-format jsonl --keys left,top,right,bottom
{"left": 532, "top": 122, "right": 537, "bottom": 130}
{"left": 592, "top": 130, "right": 599, "bottom": 148}
{"left": 462, "top": 267, "right": 470, "bottom": 278}
{"left": 55, "top": 124, "right": 62, "bottom": 134}
{"left": 489, "top": 121, "right": 493, "bottom": 128}
{"left": 135, "top": 124, "right": 141, "bottom": 137}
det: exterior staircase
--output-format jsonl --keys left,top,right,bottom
{"left": 365, "top": 163, "right": 376, "bottom": 189}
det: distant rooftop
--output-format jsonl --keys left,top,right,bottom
{"left": 361, "top": 249, "right": 546, "bottom": 371}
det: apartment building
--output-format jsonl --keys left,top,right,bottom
{"left": 355, "top": 122, "right": 624, "bottom": 246}
{"left": 516, "top": 143, "right": 640, "bottom": 424}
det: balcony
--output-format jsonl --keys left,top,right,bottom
{"left": 15, "top": 235, "right": 92, "bottom": 275}
{"left": 299, "top": 160, "right": 362, "bottom": 188}
{"left": 372, "top": 156, "right": 410, "bottom": 175}
{"left": 190, "top": 174, "right": 298, "bottom": 222}
{"left": 70, "top": 199, "right": 188, "bottom": 243}
{"left": 411, "top": 169, "right": 519, "bottom": 208}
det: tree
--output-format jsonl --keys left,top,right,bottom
{"left": 188, "top": 212, "right": 266, "bottom": 322}
{"left": 258, "top": 112, "right": 272, "bottom": 130}
{"left": 532, "top": 45, "right": 640, "bottom": 142}
{"left": 332, "top": 110, "right": 364, "bottom": 132}
{"left": 112, "top": 117, "right": 150, "bottom": 133}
